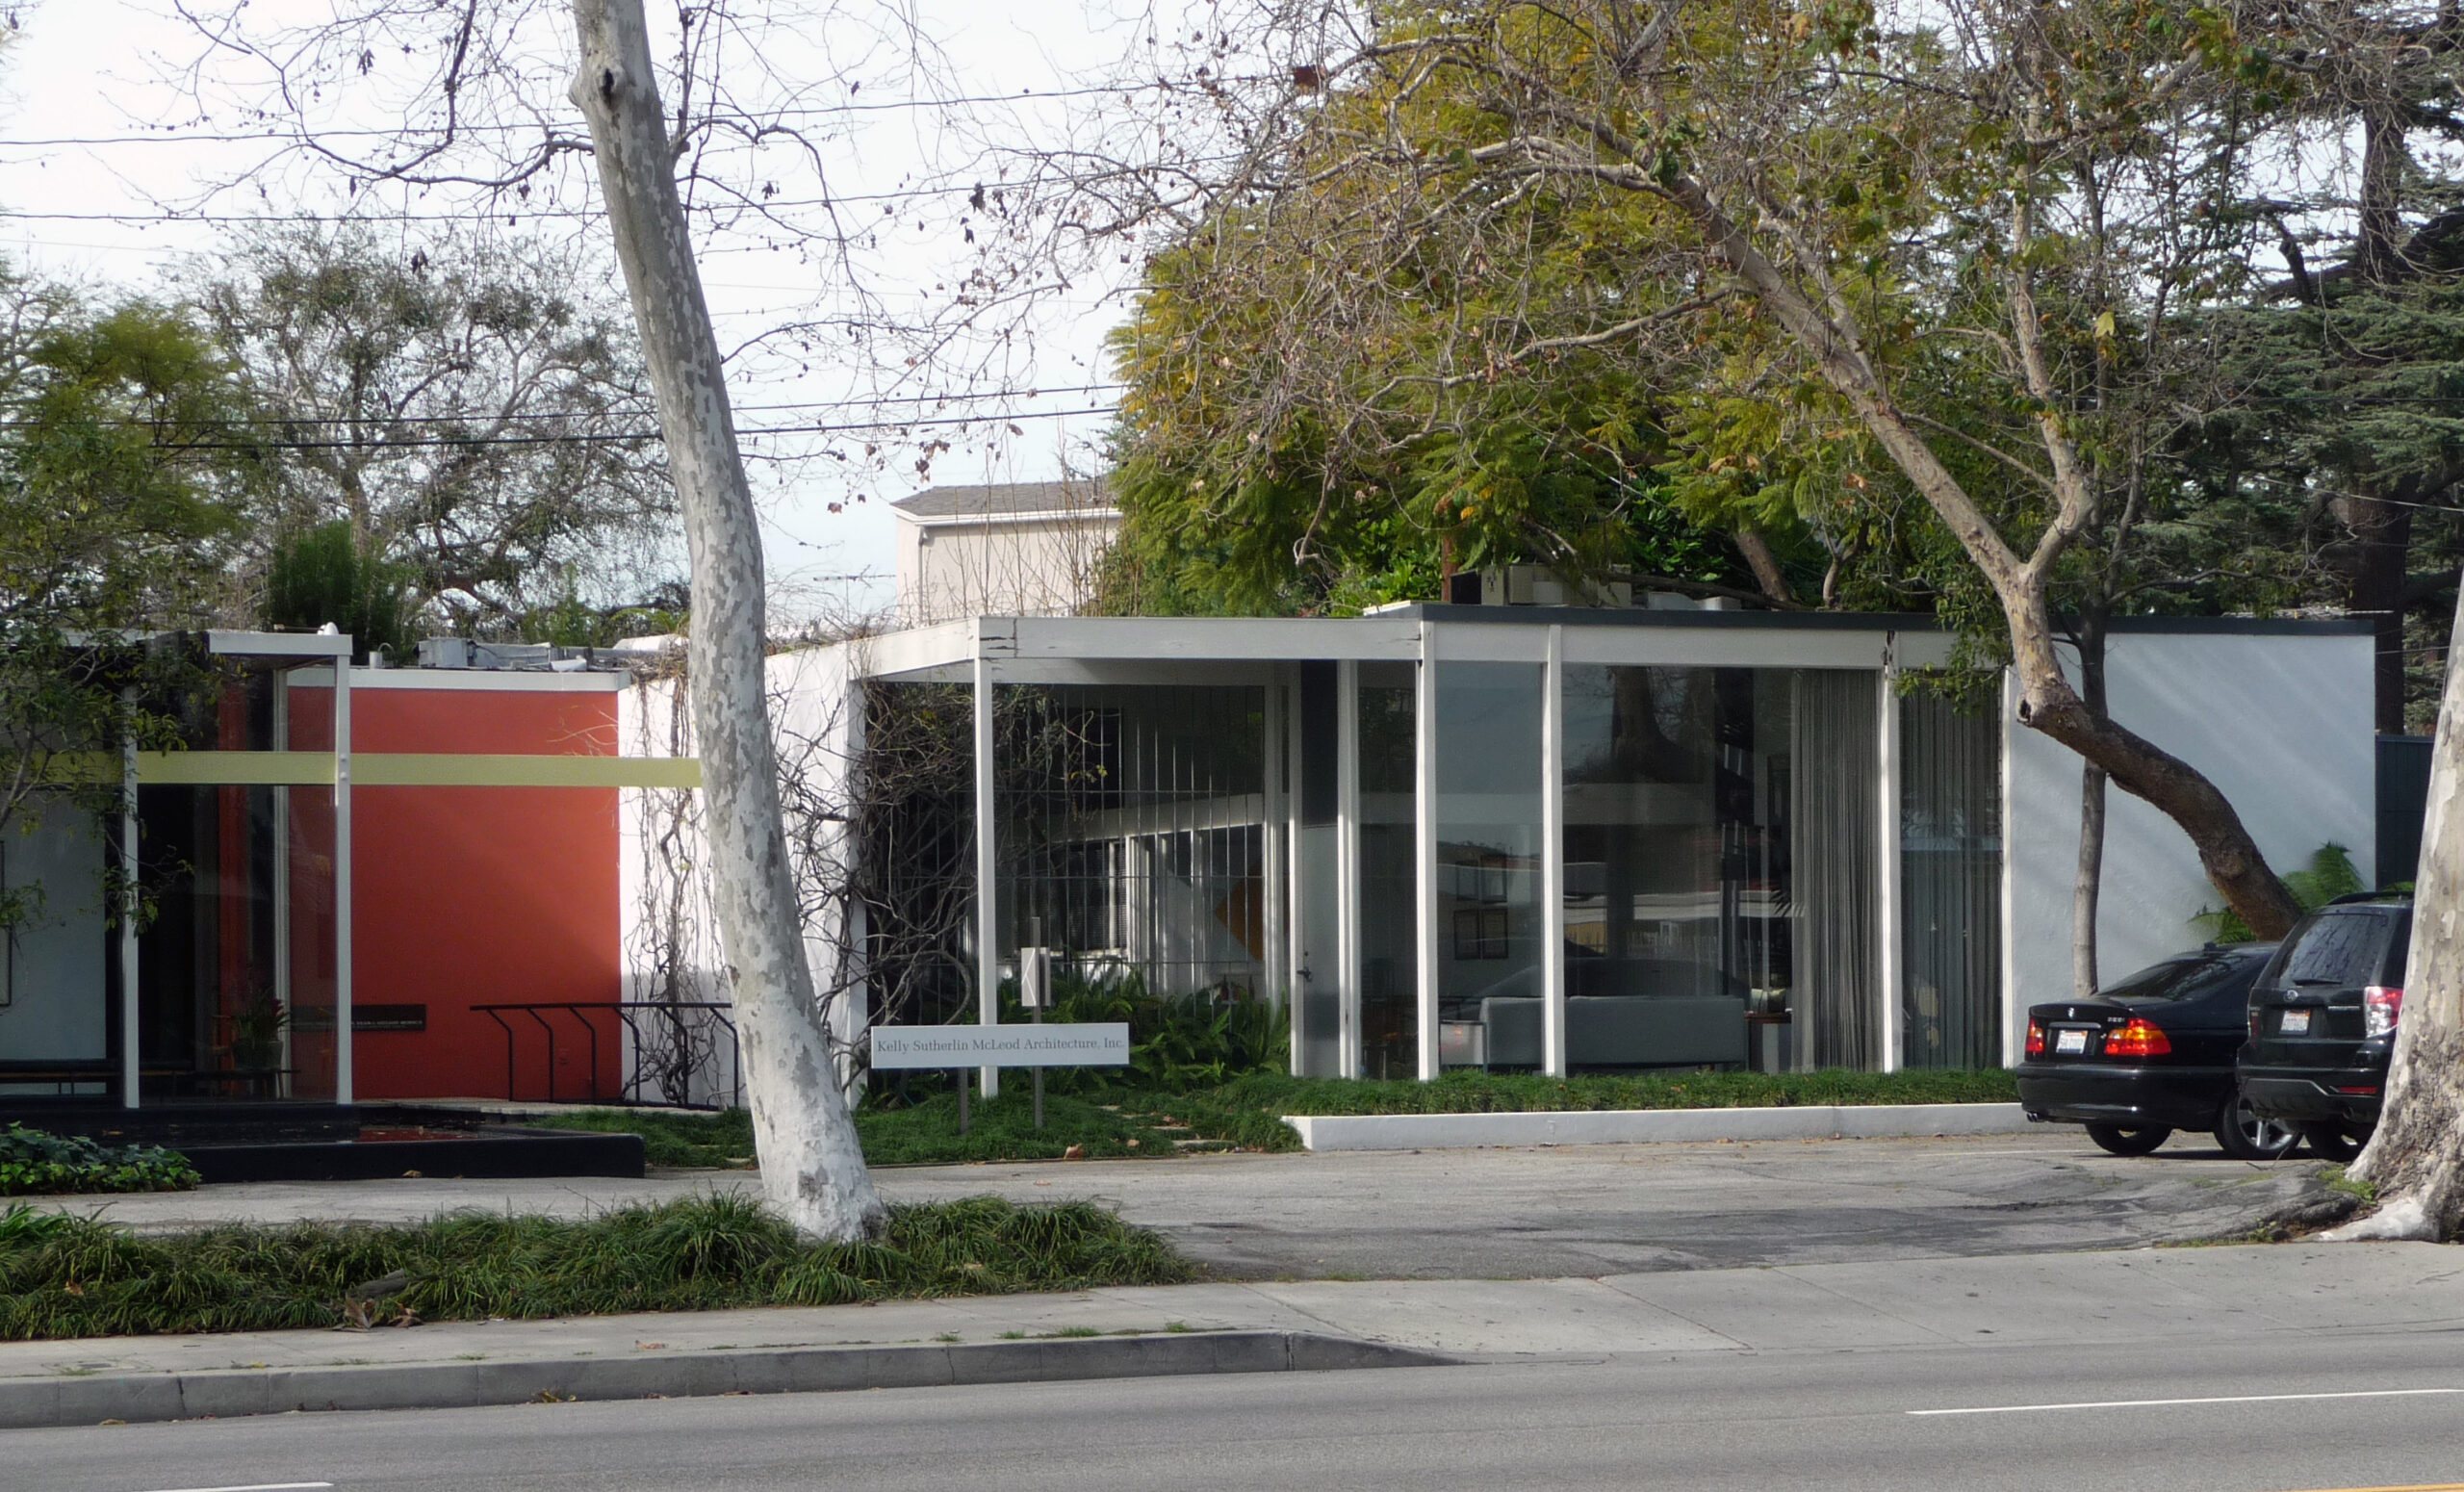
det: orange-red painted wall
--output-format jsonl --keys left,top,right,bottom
{"left": 291, "top": 679, "right": 624, "bottom": 1102}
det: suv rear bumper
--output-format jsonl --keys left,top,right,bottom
{"left": 2015, "top": 1063, "right": 2227, "bottom": 1131}
{"left": 2239, "top": 1071, "right": 2384, "bottom": 1128}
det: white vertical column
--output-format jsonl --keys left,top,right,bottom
{"left": 1414, "top": 624, "right": 1440, "bottom": 1081}
{"left": 1876, "top": 652, "right": 1903, "bottom": 1074}
{"left": 1335, "top": 657, "right": 1362, "bottom": 1079}
{"left": 1285, "top": 671, "right": 1306, "bottom": 1076}
{"left": 1261, "top": 673, "right": 1286, "bottom": 1014}
{"left": 972, "top": 651, "right": 1001, "bottom": 1098}
{"left": 1541, "top": 626, "right": 1568, "bottom": 1078}
{"left": 119, "top": 708, "right": 141, "bottom": 1111}
{"left": 334, "top": 656, "right": 354, "bottom": 1106}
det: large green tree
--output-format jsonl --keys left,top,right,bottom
{"left": 191, "top": 223, "right": 676, "bottom": 637}
{"left": 1094, "top": 0, "right": 2324, "bottom": 939}
{"left": 0, "top": 266, "right": 238, "bottom": 934}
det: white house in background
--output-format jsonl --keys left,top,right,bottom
{"left": 890, "top": 480, "right": 1121, "bottom": 625}
{"left": 616, "top": 602, "right": 2374, "bottom": 1084}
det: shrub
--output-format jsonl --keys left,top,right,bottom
{"left": 0, "top": 1194, "right": 1192, "bottom": 1340}
{"left": 0, "top": 1124, "right": 199, "bottom": 1196}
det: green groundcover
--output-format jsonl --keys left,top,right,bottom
{"left": 537, "top": 1068, "right": 2020, "bottom": 1169}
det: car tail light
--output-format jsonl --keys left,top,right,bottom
{"left": 2365, "top": 986, "right": 2403, "bottom": 1039}
{"left": 2104, "top": 1018, "right": 2172, "bottom": 1058}
{"left": 2025, "top": 1020, "right": 2045, "bottom": 1057}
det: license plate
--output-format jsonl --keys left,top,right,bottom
{"left": 2055, "top": 1029, "right": 2089, "bottom": 1054}
{"left": 2281, "top": 1010, "right": 2312, "bottom": 1035}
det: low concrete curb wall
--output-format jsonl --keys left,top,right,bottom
{"left": 1280, "top": 1102, "right": 2033, "bottom": 1152}
{"left": 0, "top": 1331, "right": 1450, "bottom": 1430}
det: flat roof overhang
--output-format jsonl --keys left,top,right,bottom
{"left": 855, "top": 606, "right": 2373, "bottom": 685}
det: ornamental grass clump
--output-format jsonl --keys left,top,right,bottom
{"left": 0, "top": 1194, "right": 1192, "bottom": 1341}
{"left": 0, "top": 1124, "right": 199, "bottom": 1196}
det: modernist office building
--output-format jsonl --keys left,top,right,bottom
{"left": 697, "top": 602, "right": 2374, "bottom": 1082}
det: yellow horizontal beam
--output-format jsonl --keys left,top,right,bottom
{"left": 352, "top": 754, "right": 703, "bottom": 788}
{"left": 136, "top": 752, "right": 335, "bottom": 785}
{"left": 68, "top": 751, "right": 701, "bottom": 789}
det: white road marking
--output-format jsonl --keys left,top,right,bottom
{"left": 134, "top": 1482, "right": 334, "bottom": 1492}
{"left": 1911, "top": 1387, "right": 2464, "bottom": 1417}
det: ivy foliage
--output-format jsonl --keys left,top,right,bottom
{"left": 0, "top": 1125, "right": 200, "bottom": 1197}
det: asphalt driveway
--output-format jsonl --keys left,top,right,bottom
{"left": 42, "top": 1129, "right": 2336, "bottom": 1280}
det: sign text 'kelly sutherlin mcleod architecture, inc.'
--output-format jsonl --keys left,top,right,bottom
{"left": 866, "top": 1024, "right": 1132, "bottom": 1069}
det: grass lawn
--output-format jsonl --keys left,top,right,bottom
{"left": 0, "top": 1194, "right": 1193, "bottom": 1341}
{"left": 533, "top": 1067, "right": 2020, "bottom": 1168}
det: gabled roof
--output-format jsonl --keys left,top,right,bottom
{"left": 890, "top": 479, "right": 1118, "bottom": 522}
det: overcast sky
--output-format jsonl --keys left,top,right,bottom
{"left": 0, "top": 0, "right": 1163, "bottom": 622}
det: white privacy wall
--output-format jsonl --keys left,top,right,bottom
{"left": 616, "top": 643, "right": 870, "bottom": 1099}
{"left": 2002, "top": 627, "right": 2375, "bottom": 1061}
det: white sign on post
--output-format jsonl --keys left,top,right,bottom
{"left": 868, "top": 1023, "right": 1131, "bottom": 1069}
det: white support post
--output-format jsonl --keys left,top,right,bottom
{"left": 1876, "top": 653, "right": 1902, "bottom": 1074}
{"left": 1541, "top": 626, "right": 1567, "bottom": 1078}
{"left": 334, "top": 656, "right": 354, "bottom": 1105}
{"left": 1414, "top": 625, "right": 1441, "bottom": 1081}
{"left": 1262, "top": 673, "right": 1286, "bottom": 1015}
{"left": 118, "top": 709, "right": 141, "bottom": 1111}
{"left": 972, "top": 651, "right": 1001, "bottom": 1098}
{"left": 1285, "top": 671, "right": 1306, "bottom": 1077}
{"left": 1335, "top": 657, "right": 1362, "bottom": 1079}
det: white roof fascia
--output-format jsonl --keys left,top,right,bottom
{"left": 998, "top": 616, "right": 1422, "bottom": 663}
{"left": 208, "top": 630, "right": 355, "bottom": 658}
{"left": 1553, "top": 624, "right": 1951, "bottom": 671}
{"left": 894, "top": 507, "right": 1123, "bottom": 528}
{"left": 289, "top": 665, "right": 625, "bottom": 692}
{"left": 855, "top": 611, "right": 1958, "bottom": 682}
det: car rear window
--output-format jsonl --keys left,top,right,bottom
{"left": 2101, "top": 953, "right": 2262, "bottom": 1003}
{"left": 2276, "top": 913, "right": 2389, "bottom": 987}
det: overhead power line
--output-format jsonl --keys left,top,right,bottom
{"left": 110, "top": 403, "right": 1122, "bottom": 452}
{"left": 0, "top": 79, "right": 1280, "bottom": 150}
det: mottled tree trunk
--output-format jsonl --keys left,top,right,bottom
{"left": 2336, "top": 586, "right": 2464, "bottom": 1242}
{"left": 569, "top": 0, "right": 884, "bottom": 1241}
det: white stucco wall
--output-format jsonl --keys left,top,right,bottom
{"left": 616, "top": 644, "right": 869, "bottom": 1101}
{"left": 0, "top": 816, "right": 108, "bottom": 1068}
{"left": 2002, "top": 625, "right": 2375, "bottom": 1063}
{"left": 894, "top": 513, "right": 1119, "bottom": 626}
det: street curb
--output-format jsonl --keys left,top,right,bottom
{"left": 1280, "top": 1102, "right": 2032, "bottom": 1151}
{"left": 0, "top": 1331, "right": 1452, "bottom": 1429}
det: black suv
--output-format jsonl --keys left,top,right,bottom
{"left": 2238, "top": 894, "right": 2409, "bottom": 1161}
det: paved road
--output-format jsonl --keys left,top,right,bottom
{"left": 14, "top": 1323, "right": 2463, "bottom": 1492}
{"left": 57, "top": 1131, "right": 2330, "bottom": 1279}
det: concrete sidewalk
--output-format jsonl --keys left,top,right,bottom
{"left": 0, "top": 1241, "right": 2454, "bottom": 1429}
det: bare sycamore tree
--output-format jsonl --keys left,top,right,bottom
{"left": 992, "top": 0, "right": 2309, "bottom": 939}
{"left": 161, "top": 0, "right": 1001, "bottom": 1238}
{"left": 2340, "top": 585, "right": 2464, "bottom": 1240}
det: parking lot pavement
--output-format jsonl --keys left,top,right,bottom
{"left": 34, "top": 1129, "right": 2335, "bottom": 1280}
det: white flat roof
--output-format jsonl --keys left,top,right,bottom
{"left": 849, "top": 607, "right": 2371, "bottom": 684}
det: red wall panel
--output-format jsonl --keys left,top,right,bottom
{"left": 292, "top": 681, "right": 625, "bottom": 1102}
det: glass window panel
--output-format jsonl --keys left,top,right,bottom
{"left": 1898, "top": 691, "right": 2002, "bottom": 1068}
{"left": 1358, "top": 682, "right": 1418, "bottom": 1079}
{"left": 1437, "top": 663, "right": 1544, "bottom": 1065}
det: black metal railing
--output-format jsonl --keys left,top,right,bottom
{"left": 473, "top": 1001, "right": 743, "bottom": 1110}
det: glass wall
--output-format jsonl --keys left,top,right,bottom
{"left": 1435, "top": 663, "right": 1546, "bottom": 1065}
{"left": 994, "top": 683, "right": 1270, "bottom": 1006}
{"left": 1357, "top": 671, "right": 1418, "bottom": 1078}
{"left": 1552, "top": 667, "right": 1889, "bottom": 1073}
{"left": 1899, "top": 692, "right": 2003, "bottom": 1068}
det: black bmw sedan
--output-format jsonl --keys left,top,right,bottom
{"left": 2016, "top": 941, "right": 2298, "bottom": 1159}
